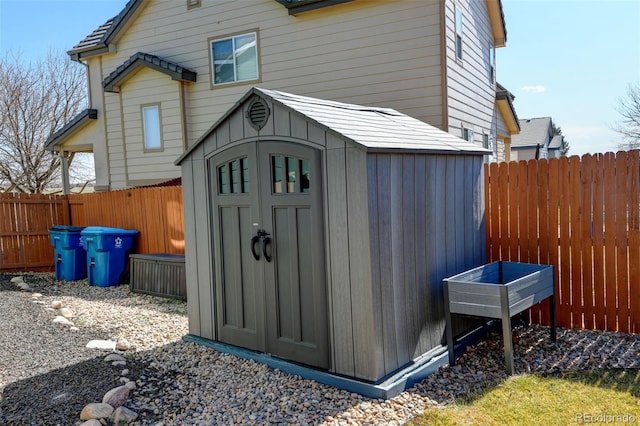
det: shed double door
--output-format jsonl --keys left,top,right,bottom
{"left": 211, "top": 141, "right": 329, "bottom": 369}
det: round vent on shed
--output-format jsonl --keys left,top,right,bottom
{"left": 246, "top": 97, "right": 270, "bottom": 131}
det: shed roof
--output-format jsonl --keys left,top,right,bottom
{"left": 510, "top": 117, "right": 553, "bottom": 148}
{"left": 177, "top": 88, "right": 489, "bottom": 165}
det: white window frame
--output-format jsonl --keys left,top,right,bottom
{"left": 141, "top": 103, "right": 163, "bottom": 152}
{"left": 484, "top": 133, "right": 496, "bottom": 162}
{"left": 455, "top": 7, "right": 463, "bottom": 61}
{"left": 489, "top": 42, "right": 495, "bottom": 83}
{"left": 462, "top": 127, "right": 474, "bottom": 142}
{"left": 209, "top": 30, "right": 260, "bottom": 88}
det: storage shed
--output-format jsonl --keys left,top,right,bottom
{"left": 176, "top": 87, "right": 489, "bottom": 387}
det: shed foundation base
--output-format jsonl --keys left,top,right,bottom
{"left": 182, "top": 334, "right": 453, "bottom": 399}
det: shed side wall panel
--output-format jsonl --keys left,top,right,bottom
{"left": 367, "top": 153, "right": 486, "bottom": 376}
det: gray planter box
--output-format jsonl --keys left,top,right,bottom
{"left": 443, "top": 261, "right": 555, "bottom": 374}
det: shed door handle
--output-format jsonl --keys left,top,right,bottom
{"left": 262, "top": 236, "right": 272, "bottom": 263}
{"left": 250, "top": 235, "right": 261, "bottom": 260}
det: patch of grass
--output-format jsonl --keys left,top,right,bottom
{"left": 410, "top": 369, "right": 640, "bottom": 426}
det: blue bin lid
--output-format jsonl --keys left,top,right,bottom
{"left": 81, "top": 226, "right": 139, "bottom": 235}
{"left": 50, "top": 225, "right": 85, "bottom": 232}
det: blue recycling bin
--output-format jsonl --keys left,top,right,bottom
{"left": 49, "top": 225, "right": 86, "bottom": 281}
{"left": 81, "top": 226, "right": 139, "bottom": 287}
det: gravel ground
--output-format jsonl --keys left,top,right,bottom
{"left": 0, "top": 272, "right": 638, "bottom": 426}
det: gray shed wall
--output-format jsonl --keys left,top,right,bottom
{"left": 366, "top": 153, "right": 486, "bottom": 379}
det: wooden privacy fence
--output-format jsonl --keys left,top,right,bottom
{"left": 485, "top": 151, "right": 640, "bottom": 334}
{"left": 0, "top": 186, "right": 184, "bottom": 272}
{"left": 68, "top": 186, "right": 184, "bottom": 254}
{"left": 0, "top": 193, "right": 70, "bottom": 271}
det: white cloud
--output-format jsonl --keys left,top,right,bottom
{"left": 521, "top": 85, "right": 547, "bottom": 93}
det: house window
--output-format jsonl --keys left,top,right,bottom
{"left": 462, "top": 127, "right": 474, "bottom": 142}
{"left": 484, "top": 133, "right": 496, "bottom": 162}
{"left": 455, "top": 7, "right": 463, "bottom": 60}
{"left": 187, "top": 0, "right": 201, "bottom": 9}
{"left": 489, "top": 42, "right": 495, "bottom": 83}
{"left": 142, "top": 104, "right": 162, "bottom": 151}
{"left": 210, "top": 31, "right": 259, "bottom": 86}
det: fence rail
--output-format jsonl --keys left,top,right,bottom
{"left": 0, "top": 187, "right": 184, "bottom": 272}
{"left": 485, "top": 151, "right": 640, "bottom": 333}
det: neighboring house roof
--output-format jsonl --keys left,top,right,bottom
{"left": 68, "top": 0, "right": 145, "bottom": 60}
{"left": 177, "top": 87, "right": 490, "bottom": 165}
{"left": 548, "top": 135, "right": 562, "bottom": 150}
{"left": 103, "top": 52, "right": 197, "bottom": 92}
{"left": 44, "top": 109, "right": 98, "bottom": 151}
{"left": 496, "top": 82, "right": 519, "bottom": 134}
{"left": 510, "top": 117, "right": 553, "bottom": 149}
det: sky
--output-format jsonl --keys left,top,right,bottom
{"left": 0, "top": 0, "right": 639, "bottom": 158}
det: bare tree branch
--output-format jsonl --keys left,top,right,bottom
{"left": 0, "top": 51, "right": 87, "bottom": 193}
{"left": 614, "top": 82, "right": 640, "bottom": 150}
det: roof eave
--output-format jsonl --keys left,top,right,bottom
{"left": 102, "top": 0, "right": 146, "bottom": 45}
{"left": 103, "top": 52, "right": 197, "bottom": 93}
{"left": 496, "top": 94, "right": 520, "bottom": 134}
{"left": 44, "top": 109, "right": 98, "bottom": 151}
{"left": 486, "top": 0, "right": 507, "bottom": 47}
{"left": 275, "top": 0, "right": 354, "bottom": 15}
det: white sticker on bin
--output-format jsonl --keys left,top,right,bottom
{"left": 115, "top": 237, "right": 123, "bottom": 249}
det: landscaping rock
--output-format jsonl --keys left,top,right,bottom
{"left": 10, "top": 276, "right": 24, "bottom": 283}
{"left": 52, "top": 316, "right": 73, "bottom": 326}
{"left": 115, "top": 337, "right": 131, "bottom": 351}
{"left": 80, "top": 420, "right": 102, "bottom": 426}
{"left": 112, "top": 360, "right": 126, "bottom": 367}
{"left": 104, "top": 354, "right": 127, "bottom": 363}
{"left": 112, "top": 406, "right": 138, "bottom": 425}
{"left": 59, "top": 307, "right": 73, "bottom": 318}
{"left": 51, "top": 300, "right": 63, "bottom": 309}
{"left": 124, "top": 381, "right": 136, "bottom": 391}
{"left": 86, "top": 340, "right": 116, "bottom": 351}
{"left": 31, "top": 292, "right": 43, "bottom": 298}
{"left": 102, "top": 385, "right": 129, "bottom": 408}
{"left": 17, "top": 282, "right": 30, "bottom": 291}
{"left": 79, "top": 403, "right": 114, "bottom": 420}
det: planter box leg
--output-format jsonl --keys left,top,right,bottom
{"left": 443, "top": 282, "right": 456, "bottom": 366}
{"left": 549, "top": 294, "right": 556, "bottom": 342}
{"left": 502, "top": 314, "right": 514, "bottom": 375}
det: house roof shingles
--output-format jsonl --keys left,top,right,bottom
{"left": 510, "top": 117, "right": 553, "bottom": 149}
{"left": 68, "top": 0, "right": 143, "bottom": 59}
{"left": 103, "top": 52, "right": 197, "bottom": 92}
{"left": 44, "top": 109, "right": 98, "bottom": 151}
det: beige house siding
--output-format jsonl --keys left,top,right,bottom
{"left": 495, "top": 104, "right": 509, "bottom": 162}
{"left": 444, "top": 0, "right": 496, "bottom": 146}
{"left": 98, "top": 0, "right": 445, "bottom": 168}
{"left": 120, "top": 68, "right": 184, "bottom": 185}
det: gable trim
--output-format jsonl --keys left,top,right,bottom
{"left": 68, "top": 0, "right": 146, "bottom": 60}
{"left": 103, "top": 52, "right": 197, "bottom": 93}
{"left": 496, "top": 89, "right": 519, "bottom": 135}
{"left": 44, "top": 109, "right": 98, "bottom": 151}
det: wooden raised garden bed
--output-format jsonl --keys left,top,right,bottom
{"left": 443, "top": 261, "right": 555, "bottom": 374}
